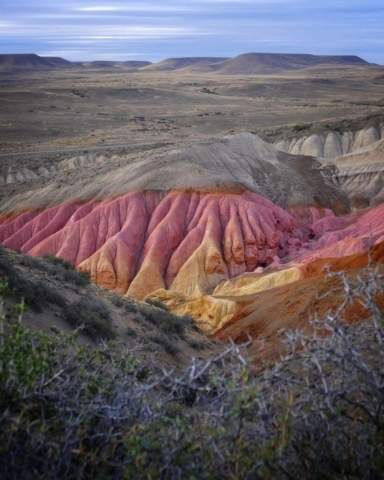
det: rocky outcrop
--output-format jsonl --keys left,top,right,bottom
{"left": 0, "top": 154, "right": 111, "bottom": 186}
{"left": 146, "top": 203, "right": 384, "bottom": 332}
{"left": 214, "top": 246, "right": 384, "bottom": 362}
{"left": 275, "top": 125, "right": 384, "bottom": 159}
{"left": 333, "top": 139, "right": 384, "bottom": 208}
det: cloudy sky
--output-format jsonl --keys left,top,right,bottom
{"left": 1, "top": 0, "right": 383, "bottom": 63}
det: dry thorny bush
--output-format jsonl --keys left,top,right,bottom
{"left": 0, "top": 267, "right": 384, "bottom": 479}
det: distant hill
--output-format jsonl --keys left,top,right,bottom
{"left": 215, "top": 53, "right": 369, "bottom": 74}
{"left": 141, "top": 57, "right": 229, "bottom": 72}
{"left": 0, "top": 54, "right": 72, "bottom": 72}
{"left": 142, "top": 52, "right": 370, "bottom": 75}
{"left": 80, "top": 60, "right": 152, "bottom": 70}
{"left": 0, "top": 52, "right": 372, "bottom": 75}
{"left": 0, "top": 54, "right": 152, "bottom": 73}
{"left": 122, "top": 60, "right": 152, "bottom": 69}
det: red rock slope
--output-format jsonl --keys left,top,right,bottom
{"left": 0, "top": 191, "right": 309, "bottom": 298}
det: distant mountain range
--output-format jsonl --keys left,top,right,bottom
{"left": 0, "top": 54, "right": 72, "bottom": 71}
{"left": 141, "top": 53, "right": 370, "bottom": 74}
{"left": 77, "top": 60, "right": 152, "bottom": 69}
{"left": 0, "top": 54, "right": 152, "bottom": 72}
{"left": 141, "top": 57, "right": 229, "bottom": 72}
{"left": 0, "top": 52, "right": 374, "bottom": 75}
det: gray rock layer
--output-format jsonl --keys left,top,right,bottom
{"left": 333, "top": 139, "right": 384, "bottom": 208}
{"left": 0, "top": 133, "right": 349, "bottom": 214}
{"left": 275, "top": 125, "right": 384, "bottom": 159}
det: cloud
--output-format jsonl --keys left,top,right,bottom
{"left": 75, "top": 3, "right": 196, "bottom": 13}
{"left": 76, "top": 6, "right": 125, "bottom": 12}
{"left": 37, "top": 49, "right": 146, "bottom": 61}
{"left": 0, "top": 20, "right": 205, "bottom": 40}
{"left": 0, "top": 21, "right": 14, "bottom": 30}
{"left": 0, "top": 0, "right": 383, "bottom": 63}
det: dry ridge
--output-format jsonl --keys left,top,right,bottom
{"left": 0, "top": 133, "right": 347, "bottom": 213}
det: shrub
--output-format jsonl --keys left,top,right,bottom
{"left": 0, "top": 248, "right": 66, "bottom": 311}
{"left": 145, "top": 297, "right": 169, "bottom": 311}
{"left": 109, "top": 293, "right": 126, "bottom": 308}
{"left": 42, "top": 255, "right": 91, "bottom": 286}
{"left": 140, "top": 304, "right": 195, "bottom": 337}
{"left": 63, "top": 297, "right": 115, "bottom": 340}
{"left": 42, "top": 254, "right": 75, "bottom": 270}
{"left": 0, "top": 268, "right": 384, "bottom": 479}
{"left": 61, "top": 268, "right": 90, "bottom": 286}
{"left": 19, "top": 253, "right": 90, "bottom": 286}
{"left": 148, "top": 332, "right": 180, "bottom": 356}
{"left": 0, "top": 315, "right": 55, "bottom": 395}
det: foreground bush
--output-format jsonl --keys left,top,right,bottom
{"left": 21, "top": 253, "right": 91, "bottom": 286}
{"left": 0, "top": 269, "right": 384, "bottom": 479}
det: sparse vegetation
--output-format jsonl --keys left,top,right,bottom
{"left": 141, "top": 304, "right": 194, "bottom": 337}
{"left": 42, "top": 254, "right": 75, "bottom": 270}
{"left": 145, "top": 297, "right": 169, "bottom": 310}
{"left": 0, "top": 247, "right": 208, "bottom": 359}
{"left": 18, "top": 253, "right": 91, "bottom": 286}
{"left": 148, "top": 332, "right": 181, "bottom": 356}
{"left": 113, "top": 293, "right": 196, "bottom": 338}
{"left": 63, "top": 297, "right": 115, "bottom": 340}
{"left": 0, "top": 246, "right": 66, "bottom": 311}
{"left": 0, "top": 267, "right": 384, "bottom": 479}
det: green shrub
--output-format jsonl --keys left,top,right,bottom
{"left": 63, "top": 297, "right": 115, "bottom": 340}
{"left": 0, "top": 249, "right": 66, "bottom": 311}
{"left": 42, "top": 255, "right": 91, "bottom": 286}
{"left": 145, "top": 298, "right": 169, "bottom": 311}
{"left": 148, "top": 333, "right": 180, "bottom": 356}
{"left": 42, "top": 254, "right": 75, "bottom": 270}
{"left": 140, "top": 304, "right": 194, "bottom": 337}
{"left": 61, "top": 268, "right": 90, "bottom": 286}
{"left": 1, "top": 265, "right": 384, "bottom": 479}
{"left": 0, "top": 309, "right": 55, "bottom": 396}
{"left": 0, "top": 279, "right": 9, "bottom": 296}
{"left": 19, "top": 253, "right": 90, "bottom": 286}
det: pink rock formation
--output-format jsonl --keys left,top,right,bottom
{"left": 0, "top": 190, "right": 309, "bottom": 296}
{"left": 299, "top": 203, "right": 384, "bottom": 262}
{"left": 1, "top": 189, "right": 384, "bottom": 304}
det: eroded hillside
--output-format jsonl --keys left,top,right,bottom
{"left": 1, "top": 129, "right": 384, "bottom": 362}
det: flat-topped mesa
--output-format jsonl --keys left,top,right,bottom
{"left": 0, "top": 53, "right": 72, "bottom": 72}
{"left": 141, "top": 52, "right": 370, "bottom": 75}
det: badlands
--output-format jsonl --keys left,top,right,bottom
{"left": 1, "top": 54, "right": 384, "bottom": 362}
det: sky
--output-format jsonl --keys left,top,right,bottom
{"left": 0, "top": 0, "right": 383, "bottom": 63}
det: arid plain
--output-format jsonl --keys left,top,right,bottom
{"left": 1, "top": 60, "right": 383, "bottom": 202}
{"left": 1, "top": 62, "right": 384, "bottom": 154}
